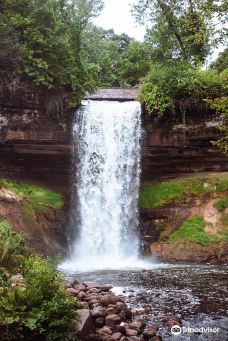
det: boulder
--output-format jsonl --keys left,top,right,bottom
{"left": 77, "top": 309, "right": 96, "bottom": 341}
{"left": 74, "top": 284, "right": 86, "bottom": 291}
{"left": 106, "top": 307, "right": 119, "bottom": 315}
{"left": 125, "top": 329, "right": 138, "bottom": 337}
{"left": 95, "top": 317, "right": 105, "bottom": 328}
{"left": 105, "top": 314, "right": 122, "bottom": 328}
{"left": 101, "top": 295, "right": 118, "bottom": 306}
{"left": 143, "top": 326, "right": 159, "bottom": 338}
{"left": 91, "top": 307, "right": 107, "bottom": 318}
{"left": 78, "top": 291, "right": 87, "bottom": 300}
{"left": 111, "top": 332, "right": 122, "bottom": 340}
{"left": 97, "top": 326, "right": 113, "bottom": 336}
{"left": 66, "top": 288, "right": 79, "bottom": 297}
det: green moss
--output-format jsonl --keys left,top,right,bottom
{"left": 168, "top": 216, "right": 228, "bottom": 246}
{"left": 214, "top": 196, "right": 228, "bottom": 212}
{"left": 139, "top": 174, "right": 228, "bottom": 209}
{"left": 0, "top": 178, "right": 64, "bottom": 211}
{"left": 21, "top": 203, "right": 35, "bottom": 224}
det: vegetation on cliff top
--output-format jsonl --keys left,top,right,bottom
{"left": 168, "top": 216, "right": 228, "bottom": 246}
{"left": 0, "top": 179, "right": 64, "bottom": 211}
{"left": 0, "top": 220, "right": 79, "bottom": 341}
{"left": 139, "top": 174, "right": 228, "bottom": 209}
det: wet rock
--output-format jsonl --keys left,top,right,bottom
{"left": 86, "top": 334, "right": 100, "bottom": 341}
{"left": 88, "top": 299, "right": 99, "bottom": 307}
{"left": 91, "top": 307, "right": 107, "bottom": 318}
{"left": 143, "top": 326, "right": 159, "bottom": 338}
{"left": 119, "top": 311, "right": 126, "bottom": 322}
{"left": 111, "top": 332, "right": 122, "bottom": 340}
{"left": 86, "top": 284, "right": 113, "bottom": 292}
{"left": 125, "top": 329, "right": 138, "bottom": 337}
{"left": 78, "top": 291, "right": 87, "bottom": 300}
{"left": 101, "top": 295, "right": 118, "bottom": 306}
{"left": 130, "top": 322, "right": 144, "bottom": 331}
{"left": 133, "top": 319, "right": 146, "bottom": 329}
{"left": 66, "top": 287, "right": 79, "bottom": 297}
{"left": 124, "top": 309, "right": 132, "bottom": 319}
{"left": 120, "top": 337, "right": 128, "bottom": 341}
{"left": 71, "top": 279, "right": 80, "bottom": 286}
{"left": 113, "top": 324, "right": 126, "bottom": 334}
{"left": 75, "top": 284, "right": 86, "bottom": 291}
{"left": 97, "top": 326, "right": 113, "bottom": 336}
{"left": 163, "top": 315, "right": 181, "bottom": 327}
{"left": 95, "top": 317, "right": 105, "bottom": 328}
{"left": 105, "top": 314, "right": 122, "bottom": 328}
{"left": 77, "top": 309, "right": 96, "bottom": 341}
{"left": 88, "top": 288, "right": 102, "bottom": 294}
{"left": 106, "top": 306, "right": 118, "bottom": 315}
{"left": 116, "top": 302, "right": 127, "bottom": 311}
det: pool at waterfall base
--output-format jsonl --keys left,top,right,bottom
{"left": 62, "top": 263, "right": 228, "bottom": 341}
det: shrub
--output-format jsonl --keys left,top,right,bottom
{"left": 0, "top": 223, "right": 79, "bottom": 341}
{"left": 214, "top": 196, "right": 228, "bottom": 212}
{"left": 0, "top": 220, "right": 30, "bottom": 271}
{"left": 140, "top": 63, "right": 227, "bottom": 116}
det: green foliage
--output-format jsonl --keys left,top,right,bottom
{"left": 168, "top": 216, "right": 227, "bottom": 245}
{"left": 0, "top": 179, "right": 64, "bottom": 211}
{"left": 133, "top": 0, "right": 226, "bottom": 65}
{"left": 140, "top": 63, "right": 227, "bottom": 115}
{"left": 139, "top": 174, "right": 228, "bottom": 209}
{"left": 0, "top": 0, "right": 103, "bottom": 104}
{"left": 210, "top": 48, "right": 228, "bottom": 72}
{"left": 0, "top": 220, "right": 30, "bottom": 271}
{"left": 0, "top": 223, "right": 79, "bottom": 341}
{"left": 214, "top": 196, "right": 228, "bottom": 212}
{"left": 207, "top": 96, "right": 228, "bottom": 154}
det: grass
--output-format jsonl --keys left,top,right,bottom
{"left": 0, "top": 178, "right": 64, "bottom": 211}
{"left": 214, "top": 196, "right": 228, "bottom": 212}
{"left": 168, "top": 216, "right": 228, "bottom": 246}
{"left": 139, "top": 174, "right": 228, "bottom": 209}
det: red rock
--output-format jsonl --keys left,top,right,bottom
{"left": 101, "top": 295, "right": 118, "bottom": 306}
{"left": 151, "top": 337, "right": 163, "bottom": 341}
{"left": 95, "top": 317, "right": 105, "bottom": 328}
{"left": 105, "top": 314, "right": 122, "bottom": 328}
{"left": 78, "top": 291, "right": 87, "bottom": 300}
{"left": 91, "top": 307, "right": 107, "bottom": 318}
{"left": 97, "top": 326, "right": 113, "bottom": 336}
{"left": 74, "top": 284, "right": 86, "bottom": 291}
{"left": 143, "top": 326, "right": 159, "bottom": 338}
{"left": 133, "top": 319, "right": 146, "bottom": 328}
{"left": 111, "top": 332, "right": 122, "bottom": 340}
{"left": 67, "top": 287, "right": 78, "bottom": 297}
{"left": 106, "top": 307, "right": 118, "bottom": 315}
{"left": 126, "top": 329, "right": 138, "bottom": 337}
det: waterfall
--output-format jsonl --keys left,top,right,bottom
{"left": 62, "top": 100, "right": 142, "bottom": 271}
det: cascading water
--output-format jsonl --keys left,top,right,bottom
{"left": 61, "top": 100, "right": 145, "bottom": 271}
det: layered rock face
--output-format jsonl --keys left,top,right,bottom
{"left": 0, "top": 187, "right": 67, "bottom": 255}
{"left": 0, "top": 85, "right": 72, "bottom": 191}
{"left": 142, "top": 111, "right": 228, "bottom": 179}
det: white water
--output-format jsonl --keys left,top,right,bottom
{"left": 60, "top": 100, "right": 156, "bottom": 272}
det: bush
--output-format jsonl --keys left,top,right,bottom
{"left": 0, "top": 222, "right": 79, "bottom": 341}
{"left": 140, "top": 63, "right": 227, "bottom": 116}
{"left": 0, "top": 220, "right": 30, "bottom": 271}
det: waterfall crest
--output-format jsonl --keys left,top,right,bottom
{"left": 63, "top": 100, "right": 142, "bottom": 271}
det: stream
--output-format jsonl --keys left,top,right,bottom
{"left": 66, "top": 263, "right": 228, "bottom": 340}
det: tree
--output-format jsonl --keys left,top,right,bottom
{"left": 210, "top": 48, "right": 228, "bottom": 72}
{"left": 133, "top": 0, "right": 226, "bottom": 65}
{"left": 0, "top": 0, "right": 104, "bottom": 106}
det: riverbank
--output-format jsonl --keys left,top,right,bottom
{"left": 65, "top": 280, "right": 165, "bottom": 341}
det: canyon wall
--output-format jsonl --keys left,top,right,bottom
{"left": 141, "top": 111, "right": 228, "bottom": 180}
